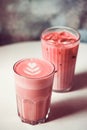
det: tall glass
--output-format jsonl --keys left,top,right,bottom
{"left": 13, "top": 58, "right": 55, "bottom": 125}
{"left": 41, "top": 26, "right": 80, "bottom": 92}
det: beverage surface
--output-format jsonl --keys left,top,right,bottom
{"left": 42, "top": 31, "right": 77, "bottom": 46}
{"left": 14, "top": 58, "right": 54, "bottom": 78}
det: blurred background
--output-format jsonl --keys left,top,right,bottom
{"left": 0, "top": 0, "right": 87, "bottom": 45}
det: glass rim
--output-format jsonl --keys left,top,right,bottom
{"left": 13, "top": 58, "right": 55, "bottom": 80}
{"left": 41, "top": 26, "right": 80, "bottom": 45}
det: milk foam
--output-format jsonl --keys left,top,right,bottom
{"left": 14, "top": 58, "right": 54, "bottom": 78}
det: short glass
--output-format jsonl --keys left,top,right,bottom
{"left": 13, "top": 58, "right": 55, "bottom": 125}
{"left": 41, "top": 26, "right": 80, "bottom": 92}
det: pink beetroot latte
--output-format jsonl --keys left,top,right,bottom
{"left": 13, "top": 58, "right": 55, "bottom": 125}
{"left": 41, "top": 26, "right": 80, "bottom": 92}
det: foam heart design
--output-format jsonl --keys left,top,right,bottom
{"left": 28, "top": 62, "right": 37, "bottom": 69}
{"left": 24, "top": 62, "right": 41, "bottom": 75}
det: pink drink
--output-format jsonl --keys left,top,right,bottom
{"left": 41, "top": 26, "right": 80, "bottom": 92}
{"left": 13, "top": 58, "right": 55, "bottom": 125}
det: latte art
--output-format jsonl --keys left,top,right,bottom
{"left": 14, "top": 58, "right": 54, "bottom": 78}
{"left": 24, "top": 62, "right": 41, "bottom": 75}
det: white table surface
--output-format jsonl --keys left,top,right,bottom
{"left": 0, "top": 41, "right": 87, "bottom": 130}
